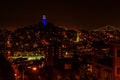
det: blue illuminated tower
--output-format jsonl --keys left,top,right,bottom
{"left": 42, "top": 15, "right": 47, "bottom": 26}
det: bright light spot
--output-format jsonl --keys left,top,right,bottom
{"left": 14, "top": 73, "right": 17, "bottom": 76}
{"left": 65, "top": 52, "right": 68, "bottom": 55}
{"left": 32, "top": 67, "right": 37, "bottom": 71}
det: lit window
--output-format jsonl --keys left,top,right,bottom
{"left": 87, "top": 64, "right": 92, "bottom": 72}
{"left": 63, "top": 51, "right": 73, "bottom": 58}
{"left": 64, "top": 64, "right": 72, "bottom": 69}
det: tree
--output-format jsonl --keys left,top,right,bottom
{"left": 0, "top": 54, "right": 15, "bottom": 80}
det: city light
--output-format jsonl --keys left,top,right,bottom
{"left": 32, "top": 67, "right": 37, "bottom": 71}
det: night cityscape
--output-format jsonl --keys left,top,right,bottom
{"left": 1, "top": 0, "right": 120, "bottom": 80}
{"left": 0, "top": 15, "right": 120, "bottom": 80}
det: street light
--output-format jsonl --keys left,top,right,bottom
{"left": 32, "top": 67, "right": 37, "bottom": 71}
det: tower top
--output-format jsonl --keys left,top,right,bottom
{"left": 43, "top": 15, "right": 46, "bottom": 19}
{"left": 42, "top": 15, "right": 47, "bottom": 26}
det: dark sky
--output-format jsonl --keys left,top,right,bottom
{"left": 0, "top": 0, "right": 120, "bottom": 31}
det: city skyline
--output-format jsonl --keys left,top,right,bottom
{"left": 0, "top": 0, "right": 120, "bottom": 31}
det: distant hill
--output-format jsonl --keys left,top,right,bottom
{"left": 93, "top": 25, "right": 120, "bottom": 31}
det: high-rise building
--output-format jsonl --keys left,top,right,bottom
{"left": 91, "top": 42, "right": 120, "bottom": 80}
{"left": 113, "top": 43, "right": 120, "bottom": 80}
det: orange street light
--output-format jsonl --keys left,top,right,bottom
{"left": 32, "top": 67, "right": 37, "bottom": 71}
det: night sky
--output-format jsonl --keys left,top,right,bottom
{"left": 0, "top": 0, "right": 120, "bottom": 31}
